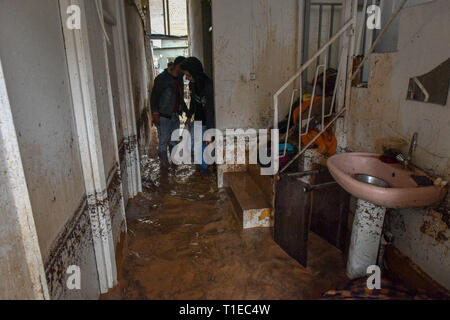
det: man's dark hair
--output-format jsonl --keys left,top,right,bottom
{"left": 173, "top": 56, "right": 186, "bottom": 66}
{"left": 180, "top": 57, "right": 204, "bottom": 78}
{"left": 180, "top": 57, "right": 208, "bottom": 91}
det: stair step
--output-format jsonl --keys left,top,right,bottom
{"left": 248, "top": 164, "right": 274, "bottom": 200}
{"left": 223, "top": 172, "right": 273, "bottom": 229}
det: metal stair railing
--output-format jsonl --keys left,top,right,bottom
{"left": 275, "top": 18, "right": 354, "bottom": 170}
{"left": 275, "top": 0, "right": 408, "bottom": 174}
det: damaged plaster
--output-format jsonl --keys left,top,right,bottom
{"left": 346, "top": 0, "right": 450, "bottom": 289}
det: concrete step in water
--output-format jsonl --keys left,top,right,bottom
{"left": 223, "top": 171, "right": 273, "bottom": 229}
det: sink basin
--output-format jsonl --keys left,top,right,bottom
{"left": 327, "top": 153, "right": 448, "bottom": 208}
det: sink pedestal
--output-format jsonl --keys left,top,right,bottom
{"left": 328, "top": 152, "right": 448, "bottom": 278}
{"left": 347, "top": 198, "right": 386, "bottom": 279}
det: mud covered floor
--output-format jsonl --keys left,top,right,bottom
{"left": 102, "top": 139, "right": 348, "bottom": 300}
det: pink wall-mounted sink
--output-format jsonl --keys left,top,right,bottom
{"left": 327, "top": 153, "right": 448, "bottom": 208}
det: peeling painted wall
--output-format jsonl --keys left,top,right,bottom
{"left": 346, "top": 0, "right": 450, "bottom": 289}
{"left": 212, "top": 0, "right": 300, "bottom": 130}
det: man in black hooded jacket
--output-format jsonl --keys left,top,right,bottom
{"left": 180, "top": 57, "right": 215, "bottom": 173}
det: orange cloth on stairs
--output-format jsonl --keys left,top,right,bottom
{"left": 292, "top": 94, "right": 337, "bottom": 157}
{"left": 292, "top": 96, "right": 321, "bottom": 126}
{"left": 301, "top": 129, "right": 337, "bottom": 157}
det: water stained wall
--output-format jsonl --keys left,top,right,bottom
{"left": 0, "top": 0, "right": 150, "bottom": 299}
{"left": 125, "top": 0, "right": 153, "bottom": 152}
{"left": 0, "top": 0, "right": 101, "bottom": 299}
{"left": 346, "top": 0, "right": 450, "bottom": 289}
{"left": 212, "top": 0, "right": 300, "bottom": 130}
{"left": 0, "top": 0, "right": 86, "bottom": 266}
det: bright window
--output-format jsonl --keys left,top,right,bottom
{"left": 149, "top": 0, "right": 188, "bottom": 37}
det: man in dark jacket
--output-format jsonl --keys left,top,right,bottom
{"left": 180, "top": 57, "right": 215, "bottom": 173}
{"left": 151, "top": 56, "right": 189, "bottom": 166}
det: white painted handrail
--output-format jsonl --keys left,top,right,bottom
{"left": 282, "top": 89, "right": 299, "bottom": 156}
{"left": 273, "top": 17, "right": 354, "bottom": 132}
{"left": 274, "top": 18, "right": 354, "bottom": 167}
{"left": 305, "top": 63, "right": 325, "bottom": 135}
{"left": 277, "top": 0, "right": 408, "bottom": 173}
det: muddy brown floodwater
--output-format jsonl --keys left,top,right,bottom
{"left": 102, "top": 132, "right": 348, "bottom": 300}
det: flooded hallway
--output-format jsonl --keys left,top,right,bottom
{"left": 102, "top": 129, "right": 348, "bottom": 300}
{"left": 1, "top": 0, "right": 450, "bottom": 303}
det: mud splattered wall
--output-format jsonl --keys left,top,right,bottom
{"left": 346, "top": 0, "right": 450, "bottom": 289}
{"left": 125, "top": 0, "right": 153, "bottom": 150}
{"left": 0, "top": 0, "right": 148, "bottom": 299}
{"left": 0, "top": 0, "right": 103, "bottom": 299}
{"left": 0, "top": 60, "right": 47, "bottom": 299}
{"left": 85, "top": 0, "right": 118, "bottom": 180}
{"left": 212, "top": 0, "right": 300, "bottom": 130}
{"left": 0, "top": 0, "right": 86, "bottom": 263}
{"left": 374, "top": 0, "right": 434, "bottom": 53}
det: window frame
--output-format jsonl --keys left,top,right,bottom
{"left": 150, "top": 0, "right": 188, "bottom": 40}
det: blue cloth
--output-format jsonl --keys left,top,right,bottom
{"left": 279, "top": 143, "right": 294, "bottom": 152}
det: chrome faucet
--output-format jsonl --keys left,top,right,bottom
{"left": 408, "top": 132, "right": 419, "bottom": 162}
{"left": 396, "top": 132, "right": 418, "bottom": 169}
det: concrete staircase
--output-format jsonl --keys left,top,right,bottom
{"left": 223, "top": 165, "right": 274, "bottom": 229}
